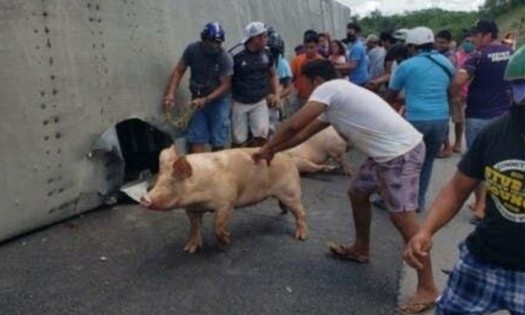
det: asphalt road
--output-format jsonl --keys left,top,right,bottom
{"left": 2, "top": 148, "right": 506, "bottom": 315}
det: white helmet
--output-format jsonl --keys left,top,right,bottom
{"left": 405, "top": 27, "right": 434, "bottom": 46}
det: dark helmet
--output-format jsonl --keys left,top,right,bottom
{"left": 201, "top": 22, "right": 225, "bottom": 42}
{"left": 267, "top": 27, "right": 285, "bottom": 54}
{"left": 505, "top": 44, "right": 525, "bottom": 104}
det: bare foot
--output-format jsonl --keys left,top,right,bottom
{"left": 327, "top": 242, "right": 369, "bottom": 263}
{"left": 437, "top": 149, "right": 453, "bottom": 158}
{"left": 452, "top": 143, "right": 462, "bottom": 153}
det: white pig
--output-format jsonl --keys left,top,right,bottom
{"left": 140, "top": 146, "right": 308, "bottom": 253}
{"left": 285, "top": 126, "right": 353, "bottom": 175}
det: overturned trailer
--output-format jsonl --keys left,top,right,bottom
{"left": 0, "top": 0, "right": 350, "bottom": 242}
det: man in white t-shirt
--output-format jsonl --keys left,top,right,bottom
{"left": 253, "top": 60, "right": 439, "bottom": 314}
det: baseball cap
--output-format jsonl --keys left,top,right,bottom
{"left": 469, "top": 19, "right": 498, "bottom": 35}
{"left": 366, "top": 34, "right": 379, "bottom": 42}
{"left": 393, "top": 28, "right": 409, "bottom": 41}
{"left": 242, "top": 21, "right": 267, "bottom": 44}
{"left": 405, "top": 27, "right": 434, "bottom": 46}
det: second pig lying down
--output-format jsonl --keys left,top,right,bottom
{"left": 284, "top": 126, "right": 353, "bottom": 175}
{"left": 140, "top": 146, "right": 308, "bottom": 253}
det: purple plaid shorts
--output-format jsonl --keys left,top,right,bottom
{"left": 349, "top": 142, "right": 425, "bottom": 213}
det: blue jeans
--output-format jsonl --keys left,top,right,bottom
{"left": 186, "top": 97, "right": 230, "bottom": 147}
{"left": 409, "top": 119, "right": 449, "bottom": 211}
{"left": 465, "top": 117, "right": 497, "bottom": 148}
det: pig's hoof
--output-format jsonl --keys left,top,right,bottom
{"left": 321, "top": 165, "right": 337, "bottom": 172}
{"left": 342, "top": 167, "right": 354, "bottom": 176}
{"left": 183, "top": 241, "right": 201, "bottom": 253}
{"left": 294, "top": 228, "right": 308, "bottom": 241}
{"left": 216, "top": 232, "right": 231, "bottom": 245}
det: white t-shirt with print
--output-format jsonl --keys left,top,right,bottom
{"left": 310, "top": 79, "right": 422, "bottom": 163}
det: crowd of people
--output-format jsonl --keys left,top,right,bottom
{"left": 162, "top": 19, "right": 524, "bottom": 315}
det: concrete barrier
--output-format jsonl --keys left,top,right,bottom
{"left": 0, "top": 0, "right": 350, "bottom": 242}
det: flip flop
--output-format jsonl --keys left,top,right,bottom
{"left": 398, "top": 300, "right": 436, "bottom": 315}
{"left": 327, "top": 242, "right": 370, "bottom": 264}
{"left": 437, "top": 150, "right": 453, "bottom": 159}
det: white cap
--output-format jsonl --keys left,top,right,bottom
{"left": 242, "top": 21, "right": 267, "bottom": 44}
{"left": 393, "top": 28, "right": 409, "bottom": 41}
{"left": 406, "top": 27, "right": 435, "bottom": 46}
{"left": 366, "top": 34, "right": 379, "bottom": 42}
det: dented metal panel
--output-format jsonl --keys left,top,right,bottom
{"left": 0, "top": 0, "right": 350, "bottom": 242}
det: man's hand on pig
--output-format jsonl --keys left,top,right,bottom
{"left": 252, "top": 146, "right": 275, "bottom": 165}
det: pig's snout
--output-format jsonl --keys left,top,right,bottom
{"left": 140, "top": 194, "right": 153, "bottom": 208}
{"left": 140, "top": 194, "right": 167, "bottom": 211}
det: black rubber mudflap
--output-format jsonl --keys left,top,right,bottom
{"left": 115, "top": 119, "right": 173, "bottom": 181}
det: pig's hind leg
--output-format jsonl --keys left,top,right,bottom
{"left": 331, "top": 151, "right": 353, "bottom": 176}
{"left": 274, "top": 192, "right": 308, "bottom": 240}
{"left": 214, "top": 205, "right": 235, "bottom": 245}
{"left": 278, "top": 201, "right": 289, "bottom": 215}
{"left": 184, "top": 210, "right": 203, "bottom": 253}
{"left": 296, "top": 158, "right": 337, "bottom": 174}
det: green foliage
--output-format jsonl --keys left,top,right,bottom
{"left": 353, "top": 2, "right": 525, "bottom": 47}
{"left": 494, "top": 3, "right": 525, "bottom": 46}
{"left": 355, "top": 8, "right": 480, "bottom": 42}
{"left": 480, "top": 0, "right": 525, "bottom": 18}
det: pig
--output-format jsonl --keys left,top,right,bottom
{"left": 284, "top": 126, "right": 353, "bottom": 176}
{"left": 140, "top": 146, "right": 308, "bottom": 253}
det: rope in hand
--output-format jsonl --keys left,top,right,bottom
{"left": 164, "top": 102, "right": 195, "bottom": 130}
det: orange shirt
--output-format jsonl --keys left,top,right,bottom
{"left": 291, "top": 53, "right": 323, "bottom": 99}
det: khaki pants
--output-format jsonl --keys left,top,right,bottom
{"left": 450, "top": 99, "right": 465, "bottom": 124}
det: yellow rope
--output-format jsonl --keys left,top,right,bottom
{"left": 164, "top": 99, "right": 284, "bottom": 130}
{"left": 164, "top": 103, "right": 195, "bottom": 130}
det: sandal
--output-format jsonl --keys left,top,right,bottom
{"left": 327, "top": 242, "right": 370, "bottom": 264}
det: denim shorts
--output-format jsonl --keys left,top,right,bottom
{"left": 186, "top": 97, "right": 230, "bottom": 147}
{"left": 465, "top": 117, "right": 497, "bottom": 148}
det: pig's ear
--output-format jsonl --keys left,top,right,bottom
{"left": 172, "top": 156, "right": 192, "bottom": 180}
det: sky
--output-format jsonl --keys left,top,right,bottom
{"left": 334, "top": 0, "right": 485, "bottom": 17}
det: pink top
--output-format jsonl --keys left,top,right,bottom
{"left": 455, "top": 50, "right": 470, "bottom": 98}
